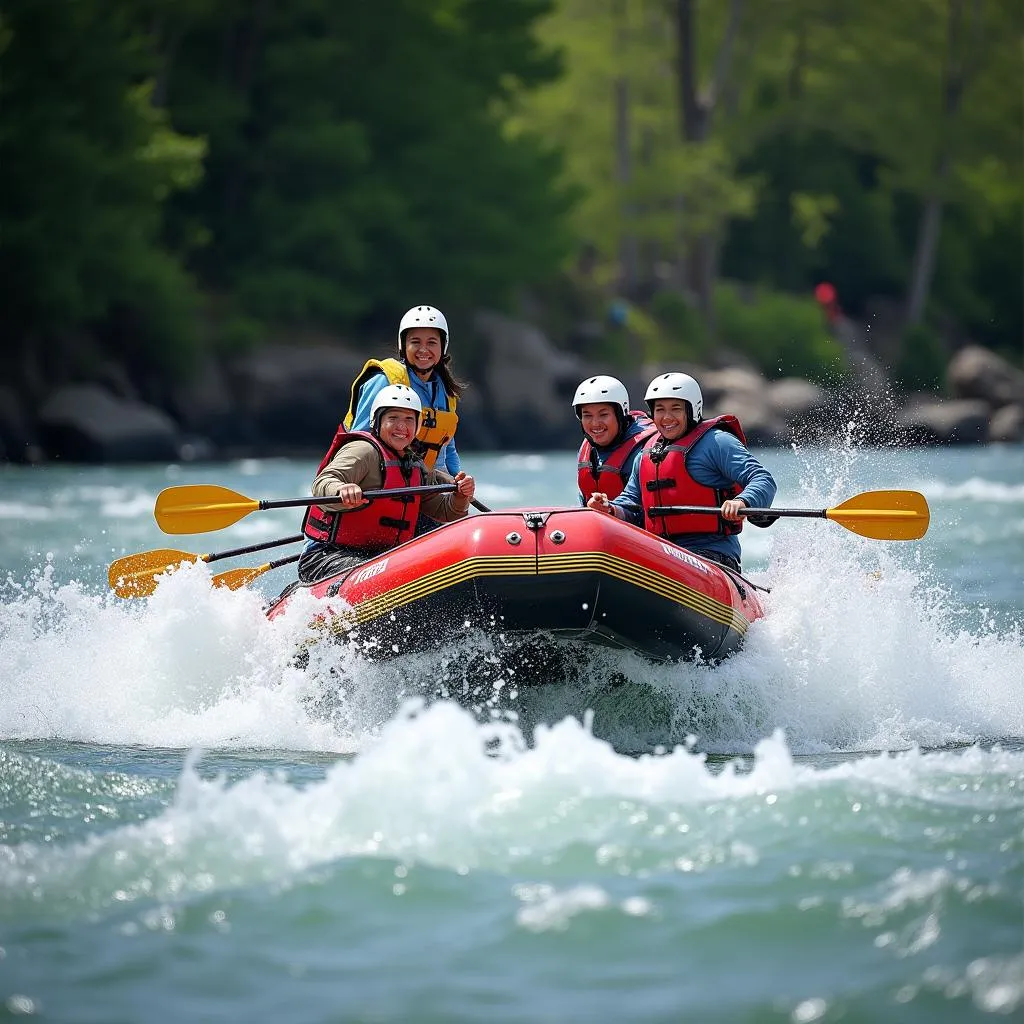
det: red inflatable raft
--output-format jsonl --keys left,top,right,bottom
{"left": 266, "top": 507, "right": 765, "bottom": 664}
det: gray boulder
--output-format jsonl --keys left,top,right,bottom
{"left": 948, "top": 345, "right": 1024, "bottom": 406}
{"left": 474, "top": 310, "right": 584, "bottom": 448}
{"left": 0, "top": 385, "right": 42, "bottom": 463}
{"left": 898, "top": 397, "right": 990, "bottom": 445}
{"left": 767, "top": 377, "right": 830, "bottom": 419}
{"left": 699, "top": 368, "right": 787, "bottom": 446}
{"left": 38, "top": 384, "right": 181, "bottom": 462}
{"left": 989, "top": 404, "right": 1024, "bottom": 444}
{"left": 169, "top": 359, "right": 238, "bottom": 449}
{"left": 225, "top": 343, "right": 367, "bottom": 450}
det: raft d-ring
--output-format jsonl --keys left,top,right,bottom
{"left": 505, "top": 532, "right": 522, "bottom": 545}
{"left": 549, "top": 530, "right": 566, "bottom": 544}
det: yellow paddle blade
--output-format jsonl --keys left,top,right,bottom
{"left": 826, "top": 489, "right": 930, "bottom": 540}
{"left": 155, "top": 484, "right": 259, "bottom": 535}
{"left": 108, "top": 550, "right": 202, "bottom": 598}
{"left": 211, "top": 565, "right": 274, "bottom": 590}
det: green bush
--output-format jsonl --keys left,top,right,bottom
{"left": 713, "top": 282, "right": 845, "bottom": 381}
{"left": 894, "top": 324, "right": 947, "bottom": 394}
{"left": 649, "top": 289, "right": 709, "bottom": 360}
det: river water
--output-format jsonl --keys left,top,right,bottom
{"left": 1, "top": 442, "right": 1022, "bottom": 1022}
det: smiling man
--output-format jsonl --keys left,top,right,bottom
{"left": 572, "top": 375, "right": 657, "bottom": 505}
{"left": 298, "top": 384, "right": 475, "bottom": 584}
{"left": 587, "top": 372, "right": 776, "bottom": 573}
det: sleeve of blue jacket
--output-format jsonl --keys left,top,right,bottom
{"left": 443, "top": 435, "right": 461, "bottom": 475}
{"left": 691, "top": 430, "right": 777, "bottom": 509}
{"left": 611, "top": 460, "right": 646, "bottom": 526}
{"left": 349, "top": 372, "right": 389, "bottom": 432}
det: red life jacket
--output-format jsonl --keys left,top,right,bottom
{"left": 577, "top": 412, "right": 658, "bottom": 501}
{"left": 638, "top": 415, "right": 747, "bottom": 537}
{"left": 302, "top": 428, "right": 424, "bottom": 550}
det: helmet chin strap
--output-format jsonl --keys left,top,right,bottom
{"left": 613, "top": 408, "right": 628, "bottom": 444}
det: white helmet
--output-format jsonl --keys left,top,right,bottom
{"left": 571, "top": 375, "right": 629, "bottom": 419}
{"left": 398, "top": 305, "right": 449, "bottom": 355}
{"left": 644, "top": 372, "right": 703, "bottom": 421}
{"left": 370, "top": 384, "right": 422, "bottom": 429}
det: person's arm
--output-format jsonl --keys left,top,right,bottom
{"left": 420, "top": 468, "right": 475, "bottom": 522}
{"left": 311, "top": 441, "right": 382, "bottom": 509}
{"left": 349, "top": 373, "right": 389, "bottom": 432}
{"left": 698, "top": 431, "right": 777, "bottom": 516}
{"left": 443, "top": 435, "right": 462, "bottom": 475}
{"left": 608, "top": 460, "right": 645, "bottom": 526}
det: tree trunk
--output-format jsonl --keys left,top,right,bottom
{"left": 904, "top": 0, "right": 976, "bottom": 328}
{"left": 674, "top": 0, "right": 702, "bottom": 142}
{"left": 672, "top": 0, "right": 743, "bottom": 320}
{"left": 613, "top": 1, "right": 638, "bottom": 296}
{"left": 224, "top": 1, "right": 272, "bottom": 220}
{"left": 905, "top": 155, "right": 951, "bottom": 327}
{"left": 615, "top": 75, "right": 639, "bottom": 296}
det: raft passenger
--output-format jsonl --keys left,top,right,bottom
{"left": 572, "top": 375, "right": 658, "bottom": 505}
{"left": 345, "top": 305, "right": 464, "bottom": 475}
{"left": 297, "top": 384, "right": 475, "bottom": 584}
{"left": 587, "top": 372, "right": 776, "bottom": 573}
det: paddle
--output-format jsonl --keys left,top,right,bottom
{"left": 646, "top": 489, "right": 930, "bottom": 541}
{"left": 154, "top": 482, "right": 459, "bottom": 535}
{"left": 108, "top": 534, "right": 305, "bottom": 598}
{"left": 431, "top": 470, "right": 492, "bottom": 513}
{"left": 210, "top": 552, "right": 301, "bottom": 591}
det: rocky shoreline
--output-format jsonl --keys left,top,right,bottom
{"left": 1, "top": 312, "right": 1022, "bottom": 465}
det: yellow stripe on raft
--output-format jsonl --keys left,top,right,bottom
{"left": 320, "top": 551, "right": 751, "bottom": 640}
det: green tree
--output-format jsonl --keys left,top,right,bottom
{"left": 518, "top": 0, "right": 1022, "bottom": 357}
{"left": 0, "top": 0, "right": 204, "bottom": 375}
{"left": 789, "top": 0, "right": 1023, "bottom": 332}
{"left": 159, "top": 0, "right": 574, "bottom": 333}
{"left": 511, "top": 0, "right": 757, "bottom": 305}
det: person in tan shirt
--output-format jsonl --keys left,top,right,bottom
{"left": 297, "top": 384, "right": 475, "bottom": 584}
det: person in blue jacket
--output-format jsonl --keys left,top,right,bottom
{"left": 587, "top": 372, "right": 776, "bottom": 572}
{"left": 345, "top": 305, "right": 464, "bottom": 476}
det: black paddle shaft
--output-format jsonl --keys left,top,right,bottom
{"left": 647, "top": 504, "right": 823, "bottom": 521}
{"left": 205, "top": 534, "right": 305, "bottom": 564}
{"left": 255, "top": 483, "right": 457, "bottom": 511}
{"left": 267, "top": 552, "right": 301, "bottom": 571}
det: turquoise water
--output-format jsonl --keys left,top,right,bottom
{"left": 1, "top": 443, "right": 1023, "bottom": 1022}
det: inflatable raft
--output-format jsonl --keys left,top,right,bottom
{"left": 266, "top": 507, "right": 765, "bottom": 664}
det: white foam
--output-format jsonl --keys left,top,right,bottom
{"left": 1, "top": 508, "right": 1022, "bottom": 755}
{"left": 1, "top": 437, "right": 1022, "bottom": 754}
{"left": 920, "top": 478, "right": 1024, "bottom": 504}
{"left": 1, "top": 705, "right": 1021, "bottom": 915}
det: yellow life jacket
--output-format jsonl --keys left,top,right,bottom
{"left": 344, "top": 358, "right": 459, "bottom": 470}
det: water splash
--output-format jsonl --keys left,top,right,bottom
{"left": 1, "top": 703, "right": 1021, "bottom": 921}
{"left": 2, "top": 435, "right": 1022, "bottom": 754}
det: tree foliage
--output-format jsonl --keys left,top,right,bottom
{"left": 0, "top": 0, "right": 204, "bottom": 374}
{"left": 518, "top": 0, "right": 1022, "bottom": 357}
{"left": 158, "top": 0, "right": 574, "bottom": 331}
{"left": 0, "top": 0, "right": 1020, "bottom": 389}
{"left": 1, "top": 0, "right": 574, "bottom": 376}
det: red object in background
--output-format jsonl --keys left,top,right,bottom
{"left": 814, "top": 281, "right": 840, "bottom": 322}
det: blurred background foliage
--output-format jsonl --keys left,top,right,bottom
{"left": 1, "top": 0, "right": 1020, "bottom": 389}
